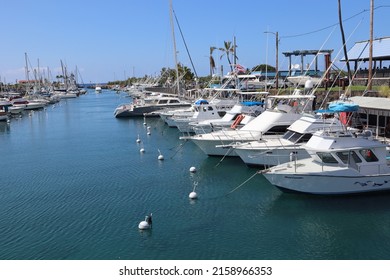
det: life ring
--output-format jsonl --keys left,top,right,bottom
{"left": 231, "top": 114, "right": 244, "bottom": 129}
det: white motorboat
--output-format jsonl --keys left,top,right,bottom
{"left": 190, "top": 91, "right": 268, "bottom": 134}
{"left": 172, "top": 98, "right": 237, "bottom": 133}
{"left": 181, "top": 92, "right": 316, "bottom": 156}
{"left": 95, "top": 86, "right": 102, "bottom": 93}
{"left": 114, "top": 94, "right": 191, "bottom": 118}
{"left": 233, "top": 113, "right": 345, "bottom": 167}
{"left": 262, "top": 129, "right": 390, "bottom": 195}
{"left": 11, "top": 98, "right": 46, "bottom": 110}
{"left": 190, "top": 101, "right": 264, "bottom": 135}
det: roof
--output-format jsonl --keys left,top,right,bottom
{"left": 350, "top": 96, "right": 390, "bottom": 117}
{"left": 342, "top": 37, "right": 390, "bottom": 61}
{"left": 282, "top": 50, "right": 333, "bottom": 57}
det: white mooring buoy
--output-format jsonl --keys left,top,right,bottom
{"left": 189, "top": 166, "right": 197, "bottom": 173}
{"left": 138, "top": 220, "right": 150, "bottom": 230}
{"left": 158, "top": 149, "right": 164, "bottom": 160}
{"left": 140, "top": 148, "right": 145, "bottom": 153}
{"left": 136, "top": 134, "right": 141, "bottom": 143}
{"left": 189, "top": 191, "right": 198, "bottom": 199}
{"left": 138, "top": 214, "right": 153, "bottom": 230}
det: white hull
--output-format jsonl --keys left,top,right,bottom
{"left": 0, "top": 113, "right": 8, "bottom": 121}
{"left": 190, "top": 130, "right": 262, "bottom": 156}
{"left": 287, "top": 75, "right": 322, "bottom": 87}
{"left": 8, "top": 106, "right": 24, "bottom": 114}
{"left": 262, "top": 128, "right": 390, "bottom": 195}
{"left": 14, "top": 103, "right": 45, "bottom": 110}
{"left": 263, "top": 172, "right": 390, "bottom": 195}
{"left": 235, "top": 143, "right": 309, "bottom": 167}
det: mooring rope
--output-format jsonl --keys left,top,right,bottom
{"left": 225, "top": 171, "right": 259, "bottom": 196}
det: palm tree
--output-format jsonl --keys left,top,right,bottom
{"left": 209, "top": 46, "right": 216, "bottom": 76}
{"left": 219, "top": 41, "right": 238, "bottom": 73}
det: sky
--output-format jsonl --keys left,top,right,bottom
{"left": 0, "top": 0, "right": 389, "bottom": 84}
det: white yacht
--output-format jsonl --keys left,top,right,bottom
{"left": 181, "top": 92, "right": 316, "bottom": 157}
{"left": 11, "top": 98, "right": 46, "bottom": 110}
{"left": 262, "top": 129, "right": 390, "bottom": 195}
{"left": 114, "top": 94, "right": 191, "bottom": 118}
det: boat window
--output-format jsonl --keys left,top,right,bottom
{"left": 264, "top": 125, "right": 290, "bottom": 134}
{"left": 336, "top": 151, "right": 362, "bottom": 164}
{"left": 159, "top": 99, "right": 168, "bottom": 104}
{"left": 359, "top": 149, "right": 378, "bottom": 162}
{"left": 317, "top": 152, "right": 338, "bottom": 163}
{"left": 288, "top": 132, "right": 303, "bottom": 143}
{"left": 170, "top": 99, "right": 179, "bottom": 104}
{"left": 282, "top": 130, "right": 294, "bottom": 140}
{"left": 298, "top": 133, "right": 312, "bottom": 143}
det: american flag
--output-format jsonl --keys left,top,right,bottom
{"left": 235, "top": 64, "right": 246, "bottom": 73}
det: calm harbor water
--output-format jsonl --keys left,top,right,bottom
{"left": 1, "top": 90, "right": 390, "bottom": 260}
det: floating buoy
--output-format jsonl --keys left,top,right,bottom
{"left": 138, "top": 221, "right": 150, "bottom": 230}
{"left": 136, "top": 135, "right": 141, "bottom": 143}
{"left": 140, "top": 148, "right": 145, "bottom": 153}
{"left": 189, "top": 191, "right": 198, "bottom": 199}
{"left": 147, "top": 131, "right": 151, "bottom": 135}
{"left": 138, "top": 214, "right": 153, "bottom": 230}
{"left": 158, "top": 149, "right": 164, "bottom": 160}
{"left": 147, "top": 126, "right": 151, "bottom": 130}
{"left": 189, "top": 166, "right": 197, "bottom": 173}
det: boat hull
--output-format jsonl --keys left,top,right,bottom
{"left": 263, "top": 172, "right": 390, "bottom": 195}
{"left": 114, "top": 104, "right": 190, "bottom": 118}
{"left": 235, "top": 145, "right": 309, "bottom": 167}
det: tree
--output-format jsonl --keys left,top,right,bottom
{"left": 251, "top": 64, "right": 276, "bottom": 72}
{"left": 219, "top": 41, "right": 238, "bottom": 73}
{"left": 209, "top": 46, "right": 217, "bottom": 76}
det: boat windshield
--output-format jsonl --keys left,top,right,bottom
{"left": 359, "top": 149, "right": 379, "bottom": 162}
{"left": 317, "top": 152, "right": 338, "bottom": 164}
{"left": 336, "top": 151, "right": 362, "bottom": 164}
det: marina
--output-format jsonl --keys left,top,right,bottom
{"left": 1, "top": 90, "right": 390, "bottom": 259}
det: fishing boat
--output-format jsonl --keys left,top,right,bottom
{"left": 233, "top": 100, "right": 358, "bottom": 167}
{"left": 233, "top": 113, "right": 344, "bottom": 167}
{"left": 261, "top": 128, "right": 390, "bottom": 195}
{"left": 181, "top": 91, "right": 316, "bottom": 156}
{"left": 190, "top": 92, "right": 267, "bottom": 134}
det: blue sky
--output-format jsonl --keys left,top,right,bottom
{"left": 0, "top": 0, "right": 389, "bottom": 84}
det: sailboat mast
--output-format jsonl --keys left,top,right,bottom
{"left": 25, "top": 52, "right": 30, "bottom": 94}
{"left": 169, "top": 0, "right": 180, "bottom": 96}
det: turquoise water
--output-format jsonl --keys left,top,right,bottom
{"left": 1, "top": 90, "right": 390, "bottom": 260}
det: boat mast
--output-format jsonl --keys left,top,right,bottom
{"left": 169, "top": 0, "right": 180, "bottom": 96}
{"left": 25, "top": 52, "right": 30, "bottom": 94}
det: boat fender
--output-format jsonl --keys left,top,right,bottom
{"left": 231, "top": 114, "right": 244, "bottom": 129}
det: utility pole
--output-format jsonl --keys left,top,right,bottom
{"left": 367, "top": 0, "right": 374, "bottom": 90}
{"left": 264, "top": 31, "right": 279, "bottom": 89}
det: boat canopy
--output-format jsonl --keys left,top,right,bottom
{"left": 328, "top": 102, "right": 359, "bottom": 112}
{"left": 195, "top": 99, "right": 209, "bottom": 105}
{"left": 241, "top": 101, "right": 264, "bottom": 106}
